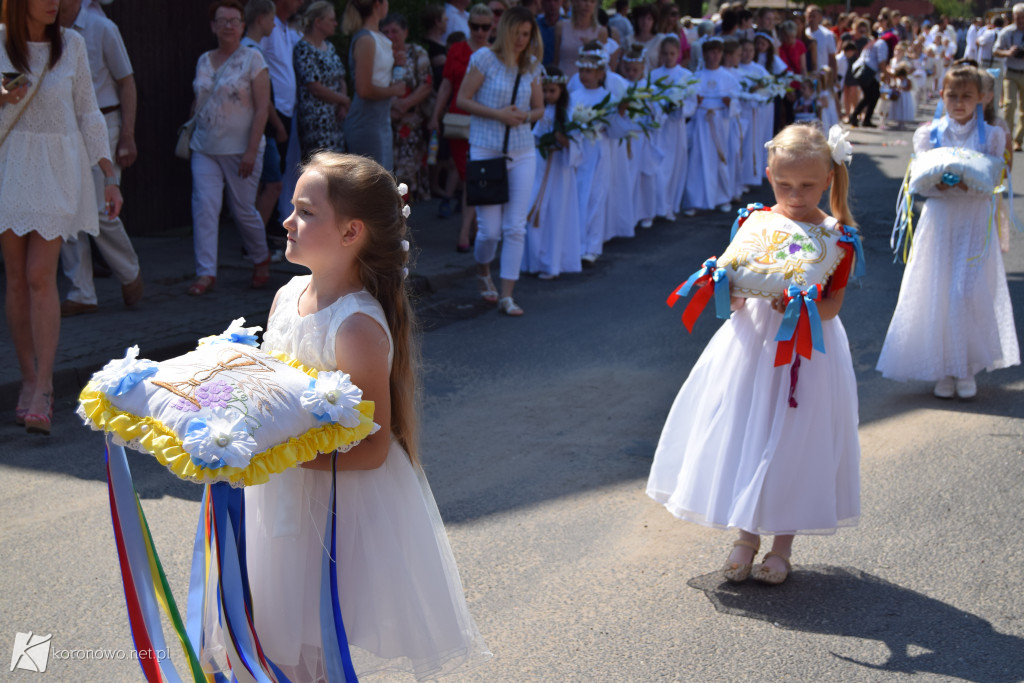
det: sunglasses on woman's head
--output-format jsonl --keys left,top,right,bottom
{"left": 470, "top": 22, "right": 491, "bottom": 31}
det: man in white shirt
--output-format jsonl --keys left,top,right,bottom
{"left": 261, "top": 0, "right": 301, "bottom": 169}
{"left": 444, "top": 0, "right": 470, "bottom": 41}
{"left": 804, "top": 5, "right": 836, "bottom": 75}
{"left": 964, "top": 17, "right": 984, "bottom": 62}
{"left": 57, "top": 0, "right": 142, "bottom": 316}
{"left": 978, "top": 17, "right": 1003, "bottom": 68}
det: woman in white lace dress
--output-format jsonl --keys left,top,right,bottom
{"left": 0, "top": 0, "right": 122, "bottom": 435}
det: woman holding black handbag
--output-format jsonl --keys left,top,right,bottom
{"left": 457, "top": 5, "right": 543, "bottom": 316}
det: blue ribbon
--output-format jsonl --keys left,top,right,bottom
{"left": 711, "top": 267, "right": 731, "bottom": 320}
{"left": 320, "top": 455, "right": 360, "bottom": 682}
{"left": 773, "top": 285, "right": 826, "bottom": 354}
{"left": 930, "top": 109, "right": 988, "bottom": 149}
{"left": 838, "top": 226, "right": 866, "bottom": 279}
{"left": 730, "top": 203, "right": 764, "bottom": 239}
{"left": 209, "top": 483, "right": 276, "bottom": 683}
{"left": 110, "top": 366, "right": 159, "bottom": 396}
{"left": 185, "top": 487, "right": 208, "bottom": 666}
{"left": 674, "top": 258, "right": 719, "bottom": 298}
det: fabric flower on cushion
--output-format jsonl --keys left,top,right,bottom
{"left": 182, "top": 410, "right": 256, "bottom": 470}
{"left": 91, "top": 345, "right": 159, "bottom": 396}
{"left": 301, "top": 371, "right": 364, "bottom": 428}
{"left": 198, "top": 317, "right": 263, "bottom": 347}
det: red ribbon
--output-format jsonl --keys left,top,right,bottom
{"left": 667, "top": 275, "right": 715, "bottom": 332}
{"left": 106, "top": 458, "right": 162, "bottom": 682}
{"left": 830, "top": 241, "right": 855, "bottom": 291}
{"left": 774, "top": 290, "right": 818, "bottom": 367}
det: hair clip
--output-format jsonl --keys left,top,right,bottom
{"left": 400, "top": 239, "right": 409, "bottom": 252}
{"left": 401, "top": 267, "right": 409, "bottom": 280}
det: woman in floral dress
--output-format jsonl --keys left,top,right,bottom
{"left": 382, "top": 13, "right": 434, "bottom": 199}
{"left": 294, "top": 1, "right": 349, "bottom": 157}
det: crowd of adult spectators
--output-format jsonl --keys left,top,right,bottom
{"left": 2, "top": 0, "right": 1007, "bottom": 431}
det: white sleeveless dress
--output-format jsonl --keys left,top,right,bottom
{"left": 240, "top": 276, "right": 490, "bottom": 682}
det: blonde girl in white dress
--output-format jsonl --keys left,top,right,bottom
{"left": 227, "top": 152, "right": 490, "bottom": 681}
{"left": 648, "top": 124, "right": 861, "bottom": 586}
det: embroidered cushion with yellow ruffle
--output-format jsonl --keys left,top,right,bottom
{"left": 77, "top": 318, "right": 378, "bottom": 487}
{"left": 908, "top": 146, "right": 1004, "bottom": 196}
{"left": 718, "top": 207, "right": 852, "bottom": 299}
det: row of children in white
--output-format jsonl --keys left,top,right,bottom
{"left": 521, "top": 38, "right": 778, "bottom": 279}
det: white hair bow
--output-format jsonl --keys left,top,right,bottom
{"left": 827, "top": 125, "right": 853, "bottom": 166}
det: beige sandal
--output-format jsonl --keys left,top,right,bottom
{"left": 477, "top": 274, "right": 498, "bottom": 303}
{"left": 498, "top": 297, "right": 524, "bottom": 316}
{"left": 752, "top": 551, "right": 792, "bottom": 585}
{"left": 722, "top": 539, "right": 760, "bottom": 583}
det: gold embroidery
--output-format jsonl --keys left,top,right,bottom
{"left": 152, "top": 347, "right": 289, "bottom": 415}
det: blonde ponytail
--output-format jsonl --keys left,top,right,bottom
{"left": 767, "top": 123, "right": 858, "bottom": 228}
{"left": 829, "top": 160, "right": 857, "bottom": 228}
{"left": 342, "top": 0, "right": 372, "bottom": 35}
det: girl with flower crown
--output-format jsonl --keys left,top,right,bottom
{"left": 651, "top": 35, "right": 697, "bottom": 220}
{"left": 228, "top": 152, "right": 490, "bottom": 681}
{"left": 568, "top": 44, "right": 614, "bottom": 264}
{"left": 682, "top": 38, "right": 742, "bottom": 215}
{"left": 523, "top": 66, "right": 582, "bottom": 279}
{"left": 618, "top": 43, "right": 665, "bottom": 230}
{"left": 648, "top": 124, "right": 862, "bottom": 586}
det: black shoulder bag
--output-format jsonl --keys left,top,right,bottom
{"left": 465, "top": 71, "right": 522, "bottom": 206}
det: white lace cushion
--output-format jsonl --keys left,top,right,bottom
{"left": 78, "top": 342, "right": 377, "bottom": 486}
{"left": 908, "top": 147, "right": 1004, "bottom": 196}
{"left": 718, "top": 211, "right": 845, "bottom": 298}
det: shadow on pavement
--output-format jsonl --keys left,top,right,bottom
{"left": 688, "top": 565, "right": 1024, "bottom": 682}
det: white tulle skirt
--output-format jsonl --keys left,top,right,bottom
{"left": 877, "top": 195, "right": 1020, "bottom": 381}
{"left": 236, "top": 439, "right": 490, "bottom": 682}
{"left": 647, "top": 299, "right": 861, "bottom": 536}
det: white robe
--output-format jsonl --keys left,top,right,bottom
{"left": 523, "top": 105, "right": 583, "bottom": 277}
{"left": 683, "top": 67, "right": 742, "bottom": 210}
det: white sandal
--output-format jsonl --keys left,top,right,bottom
{"left": 498, "top": 297, "right": 524, "bottom": 316}
{"left": 477, "top": 274, "right": 498, "bottom": 303}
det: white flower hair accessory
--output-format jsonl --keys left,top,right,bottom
{"left": 397, "top": 182, "right": 412, "bottom": 219}
{"left": 199, "top": 317, "right": 263, "bottom": 347}
{"left": 400, "top": 239, "right": 409, "bottom": 252}
{"left": 301, "top": 371, "right": 365, "bottom": 428}
{"left": 91, "top": 345, "right": 160, "bottom": 397}
{"left": 182, "top": 409, "right": 257, "bottom": 469}
{"left": 827, "top": 125, "right": 853, "bottom": 166}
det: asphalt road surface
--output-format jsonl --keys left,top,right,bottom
{"left": 2, "top": 125, "right": 1023, "bottom": 682}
